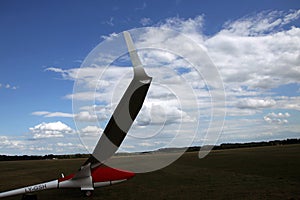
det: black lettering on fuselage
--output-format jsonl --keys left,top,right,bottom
{"left": 25, "top": 184, "right": 47, "bottom": 193}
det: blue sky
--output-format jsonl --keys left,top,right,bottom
{"left": 0, "top": 0, "right": 299, "bottom": 155}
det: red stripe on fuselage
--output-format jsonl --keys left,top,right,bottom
{"left": 92, "top": 166, "right": 135, "bottom": 182}
{"left": 58, "top": 166, "right": 135, "bottom": 183}
{"left": 58, "top": 173, "right": 74, "bottom": 182}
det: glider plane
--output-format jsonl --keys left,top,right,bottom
{"left": 0, "top": 31, "right": 152, "bottom": 198}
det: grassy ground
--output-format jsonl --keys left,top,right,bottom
{"left": 1, "top": 144, "right": 300, "bottom": 200}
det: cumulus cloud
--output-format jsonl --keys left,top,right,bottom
{"left": 56, "top": 142, "right": 84, "bottom": 150}
{"left": 0, "top": 136, "right": 25, "bottom": 149}
{"left": 205, "top": 13, "right": 300, "bottom": 91}
{"left": 138, "top": 142, "right": 153, "bottom": 147}
{"left": 45, "top": 67, "right": 65, "bottom": 73}
{"left": 236, "top": 98, "right": 276, "bottom": 109}
{"left": 267, "top": 112, "right": 290, "bottom": 118}
{"left": 50, "top": 12, "right": 299, "bottom": 98}
{"left": 75, "top": 111, "right": 99, "bottom": 122}
{"left": 80, "top": 126, "right": 103, "bottom": 137}
{"left": 0, "top": 83, "right": 18, "bottom": 90}
{"left": 158, "top": 15, "right": 204, "bottom": 36}
{"left": 57, "top": 142, "right": 75, "bottom": 147}
{"left": 264, "top": 112, "right": 290, "bottom": 124}
{"left": 32, "top": 111, "right": 73, "bottom": 118}
{"left": 275, "top": 96, "right": 300, "bottom": 111}
{"left": 140, "top": 17, "right": 152, "bottom": 26}
{"left": 43, "top": 10, "right": 300, "bottom": 152}
{"left": 32, "top": 111, "right": 100, "bottom": 122}
{"left": 102, "top": 17, "right": 114, "bottom": 26}
{"left": 222, "top": 10, "right": 300, "bottom": 36}
{"left": 135, "top": 101, "right": 195, "bottom": 126}
{"left": 29, "top": 121, "right": 74, "bottom": 139}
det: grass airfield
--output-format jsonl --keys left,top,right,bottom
{"left": 0, "top": 144, "right": 300, "bottom": 200}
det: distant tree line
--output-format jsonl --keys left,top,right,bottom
{"left": 213, "top": 138, "right": 300, "bottom": 150}
{"left": 1, "top": 138, "right": 300, "bottom": 161}
{"left": 187, "top": 138, "right": 300, "bottom": 152}
{"left": 0, "top": 154, "right": 89, "bottom": 161}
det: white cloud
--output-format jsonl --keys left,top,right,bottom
{"left": 32, "top": 110, "right": 100, "bottom": 122}
{"left": 75, "top": 111, "right": 98, "bottom": 122}
{"left": 140, "top": 17, "right": 152, "bottom": 26}
{"left": 0, "top": 83, "right": 18, "bottom": 90}
{"left": 222, "top": 10, "right": 300, "bottom": 36}
{"left": 80, "top": 126, "right": 103, "bottom": 137}
{"left": 103, "top": 17, "right": 114, "bottom": 26}
{"left": 139, "top": 142, "right": 153, "bottom": 147}
{"left": 135, "top": 100, "right": 195, "bottom": 127}
{"left": 57, "top": 142, "right": 74, "bottom": 147}
{"left": 159, "top": 15, "right": 204, "bottom": 36}
{"left": 45, "top": 67, "right": 65, "bottom": 73}
{"left": 264, "top": 112, "right": 290, "bottom": 124}
{"left": 266, "top": 112, "right": 290, "bottom": 118}
{"left": 29, "top": 121, "right": 74, "bottom": 139}
{"left": 236, "top": 98, "right": 276, "bottom": 109}
{"left": 0, "top": 136, "right": 25, "bottom": 150}
{"left": 206, "top": 27, "right": 300, "bottom": 90}
{"left": 218, "top": 116, "right": 300, "bottom": 144}
{"left": 44, "top": 112, "right": 73, "bottom": 118}
{"left": 32, "top": 111, "right": 73, "bottom": 118}
{"left": 42, "top": 10, "right": 300, "bottom": 153}
{"left": 101, "top": 32, "right": 118, "bottom": 41}
{"left": 275, "top": 96, "right": 300, "bottom": 111}
{"left": 56, "top": 142, "right": 84, "bottom": 149}
{"left": 29, "top": 146, "right": 53, "bottom": 152}
{"left": 1, "top": 131, "right": 85, "bottom": 155}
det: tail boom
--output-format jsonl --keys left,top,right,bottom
{"left": 0, "top": 180, "right": 58, "bottom": 198}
